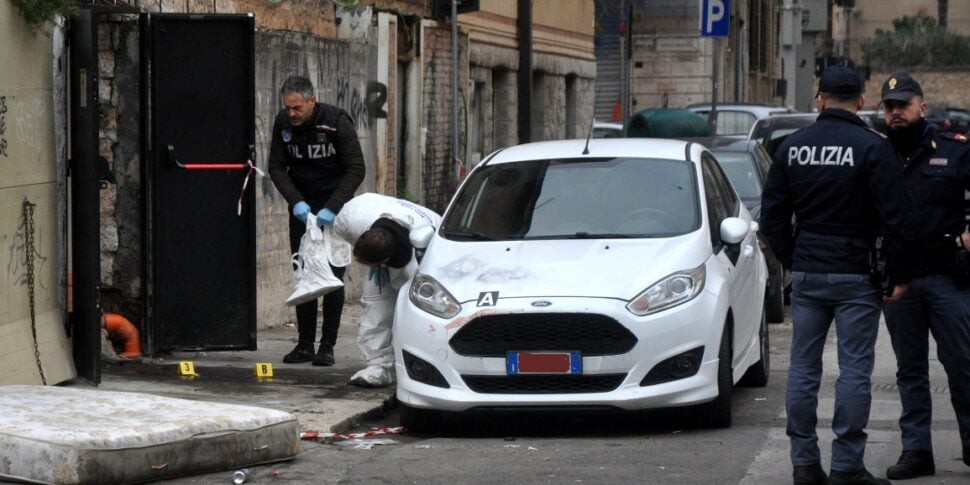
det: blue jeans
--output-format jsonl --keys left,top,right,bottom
{"left": 787, "top": 272, "right": 882, "bottom": 472}
{"left": 883, "top": 274, "right": 970, "bottom": 452}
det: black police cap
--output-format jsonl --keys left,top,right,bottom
{"left": 817, "top": 65, "right": 863, "bottom": 96}
{"left": 881, "top": 72, "right": 923, "bottom": 102}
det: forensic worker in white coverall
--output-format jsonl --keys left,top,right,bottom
{"left": 333, "top": 193, "right": 441, "bottom": 387}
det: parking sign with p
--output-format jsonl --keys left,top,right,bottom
{"left": 700, "top": 0, "right": 730, "bottom": 37}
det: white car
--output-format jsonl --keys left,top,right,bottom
{"left": 393, "top": 138, "right": 769, "bottom": 431}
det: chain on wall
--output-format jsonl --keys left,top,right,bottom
{"left": 22, "top": 199, "right": 47, "bottom": 385}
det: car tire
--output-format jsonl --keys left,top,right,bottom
{"left": 700, "top": 327, "right": 733, "bottom": 428}
{"left": 398, "top": 402, "right": 442, "bottom": 433}
{"left": 739, "top": 309, "right": 770, "bottom": 387}
{"left": 766, "top": 265, "right": 785, "bottom": 324}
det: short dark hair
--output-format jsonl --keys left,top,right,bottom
{"left": 819, "top": 91, "right": 861, "bottom": 104}
{"left": 280, "top": 76, "right": 314, "bottom": 99}
{"left": 353, "top": 227, "right": 396, "bottom": 264}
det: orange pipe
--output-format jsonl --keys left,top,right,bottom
{"left": 102, "top": 313, "right": 142, "bottom": 358}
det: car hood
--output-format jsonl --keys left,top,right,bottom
{"left": 419, "top": 234, "right": 709, "bottom": 302}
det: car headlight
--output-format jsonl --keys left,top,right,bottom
{"left": 409, "top": 273, "right": 461, "bottom": 318}
{"left": 626, "top": 264, "right": 706, "bottom": 316}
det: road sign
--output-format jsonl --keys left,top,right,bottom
{"left": 700, "top": 0, "right": 730, "bottom": 37}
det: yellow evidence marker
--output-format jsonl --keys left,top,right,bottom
{"left": 255, "top": 362, "right": 274, "bottom": 378}
{"left": 178, "top": 361, "right": 199, "bottom": 376}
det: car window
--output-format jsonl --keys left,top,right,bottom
{"left": 441, "top": 157, "right": 700, "bottom": 240}
{"left": 593, "top": 127, "right": 623, "bottom": 139}
{"left": 711, "top": 151, "right": 762, "bottom": 198}
{"left": 701, "top": 155, "right": 740, "bottom": 250}
{"left": 715, "top": 111, "right": 757, "bottom": 136}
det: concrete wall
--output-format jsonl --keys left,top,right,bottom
{"left": 0, "top": 4, "right": 75, "bottom": 384}
{"left": 839, "top": 0, "right": 970, "bottom": 62}
{"left": 863, "top": 70, "right": 970, "bottom": 111}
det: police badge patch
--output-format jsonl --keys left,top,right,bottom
{"left": 281, "top": 129, "right": 292, "bottom": 142}
{"left": 929, "top": 158, "right": 949, "bottom": 166}
{"left": 317, "top": 133, "right": 328, "bottom": 143}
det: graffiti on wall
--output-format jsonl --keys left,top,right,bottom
{"left": 0, "top": 96, "right": 7, "bottom": 157}
{"left": 0, "top": 94, "right": 46, "bottom": 159}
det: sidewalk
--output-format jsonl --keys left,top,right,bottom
{"left": 66, "top": 302, "right": 395, "bottom": 435}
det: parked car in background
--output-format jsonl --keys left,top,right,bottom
{"left": 925, "top": 106, "right": 970, "bottom": 134}
{"left": 395, "top": 138, "right": 769, "bottom": 432}
{"left": 592, "top": 120, "right": 624, "bottom": 139}
{"left": 683, "top": 137, "right": 787, "bottom": 324}
{"left": 748, "top": 113, "right": 818, "bottom": 157}
{"left": 686, "top": 103, "right": 795, "bottom": 138}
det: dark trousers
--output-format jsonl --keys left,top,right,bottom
{"left": 883, "top": 274, "right": 970, "bottom": 452}
{"left": 289, "top": 213, "right": 345, "bottom": 348}
{"left": 787, "top": 271, "right": 882, "bottom": 472}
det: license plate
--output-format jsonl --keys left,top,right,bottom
{"left": 506, "top": 351, "right": 582, "bottom": 375}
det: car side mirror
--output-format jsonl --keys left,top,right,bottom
{"left": 410, "top": 226, "right": 436, "bottom": 264}
{"left": 410, "top": 225, "right": 436, "bottom": 250}
{"left": 720, "top": 217, "right": 748, "bottom": 245}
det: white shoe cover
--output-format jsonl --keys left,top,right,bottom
{"left": 350, "top": 365, "right": 393, "bottom": 387}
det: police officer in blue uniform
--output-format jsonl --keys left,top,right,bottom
{"left": 762, "top": 65, "right": 915, "bottom": 485}
{"left": 878, "top": 72, "right": 970, "bottom": 480}
{"left": 268, "top": 76, "right": 365, "bottom": 366}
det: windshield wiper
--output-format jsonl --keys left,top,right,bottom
{"left": 568, "top": 232, "right": 637, "bottom": 239}
{"left": 442, "top": 231, "right": 499, "bottom": 241}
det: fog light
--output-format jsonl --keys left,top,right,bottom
{"left": 640, "top": 346, "right": 704, "bottom": 386}
{"left": 402, "top": 350, "right": 450, "bottom": 388}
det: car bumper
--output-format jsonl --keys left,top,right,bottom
{"left": 392, "top": 289, "right": 727, "bottom": 412}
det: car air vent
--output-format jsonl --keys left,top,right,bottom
{"left": 461, "top": 374, "right": 627, "bottom": 394}
{"left": 449, "top": 313, "right": 637, "bottom": 357}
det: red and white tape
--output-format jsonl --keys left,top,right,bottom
{"left": 300, "top": 426, "right": 405, "bottom": 442}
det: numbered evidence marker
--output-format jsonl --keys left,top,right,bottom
{"left": 255, "top": 362, "right": 274, "bottom": 378}
{"left": 177, "top": 361, "right": 199, "bottom": 376}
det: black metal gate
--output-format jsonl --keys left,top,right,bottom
{"left": 143, "top": 14, "right": 256, "bottom": 353}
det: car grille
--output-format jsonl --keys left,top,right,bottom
{"left": 461, "top": 374, "right": 627, "bottom": 394}
{"left": 449, "top": 313, "right": 637, "bottom": 357}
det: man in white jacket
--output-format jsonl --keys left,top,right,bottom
{"left": 333, "top": 193, "right": 441, "bottom": 387}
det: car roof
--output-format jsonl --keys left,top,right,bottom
{"left": 677, "top": 136, "right": 757, "bottom": 152}
{"left": 482, "top": 138, "right": 705, "bottom": 166}
{"left": 593, "top": 120, "right": 623, "bottom": 129}
{"left": 751, "top": 113, "right": 817, "bottom": 129}
{"left": 685, "top": 103, "right": 794, "bottom": 116}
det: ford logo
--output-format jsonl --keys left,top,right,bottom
{"left": 530, "top": 300, "right": 552, "bottom": 307}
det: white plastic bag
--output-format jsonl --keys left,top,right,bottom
{"left": 286, "top": 214, "right": 345, "bottom": 306}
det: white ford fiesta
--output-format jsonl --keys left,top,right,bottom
{"left": 393, "top": 138, "right": 769, "bottom": 431}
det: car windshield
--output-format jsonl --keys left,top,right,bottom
{"left": 441, "top": 157, "right": 700, "bottom": 240}
{"left": 711, "top": 151, "right": 762, "bottom": 199}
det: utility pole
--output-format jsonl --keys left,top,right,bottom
{"left": 517, "top": 0, "right": 532, "bottom": 143}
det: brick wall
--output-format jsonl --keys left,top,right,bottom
{"left": 420, "top": 22, "right": 468, "bottom": 214}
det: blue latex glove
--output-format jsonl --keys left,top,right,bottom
{"left": 367, "top": 265, "right": 390, "bottom": 291}
{"left": 316, "top": 208, "right": 337, "bottom": 227}
{"left": 292, "top": 201, "right": 311, "bottom": 223}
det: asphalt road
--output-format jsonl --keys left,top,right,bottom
{"left": 166, "top": 306, "right": 970, "bottom": 485}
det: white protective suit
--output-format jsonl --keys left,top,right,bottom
{"left": 333, "top": 193, "right": 441, "bottom": 386}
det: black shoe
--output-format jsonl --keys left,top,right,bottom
{"left": 886, "top": 450, "right": 934, "bottom": 479}
{"left": 793, "top": 463, "right": 829, "bottom": 485}
{"left": 312, "top": 344, "right": 335, "bottom": 366}
{"left": 283, "top": 343, "right": 314, "bottom": 363}
{"left": 830, "top": 468, "right": 889, "bottom": 485}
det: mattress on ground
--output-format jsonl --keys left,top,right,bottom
{"left": 0, "top": 385, "right": 299, "bottom": 484}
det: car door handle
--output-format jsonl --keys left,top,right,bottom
{"left": 743, "top": 245, "right": 755, "bottom": 258}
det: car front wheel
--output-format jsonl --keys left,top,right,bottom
{"left": 766, "top": 263, "right": 785, "bottom": 323}
{"left": 398, "top": 402, "right": 443, "bottom": 433}
{"left": 739, "top": 309, "right": 770, "bottom": 387}
{"left": 699, "top": 326, "right": 733, "bottom": 428}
